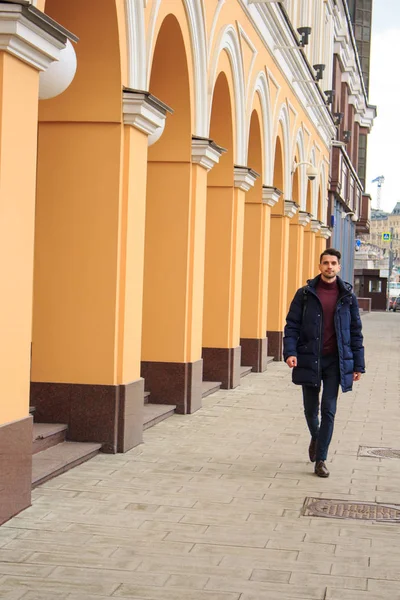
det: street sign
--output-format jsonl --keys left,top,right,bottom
{"left": 355, "top": 239, "right": 361, "bottom": 248}
{"left": 382, "top": 232, "right": 391, "bottom": 242}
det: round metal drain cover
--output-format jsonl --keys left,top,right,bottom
{"left": 358, "top": 446, "right": 400, "bottom": 459}
{"left": 303, "top": 497, "right": 400, "bottom": 521}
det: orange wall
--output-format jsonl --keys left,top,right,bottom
{"left": 32, "top": 123, "right": 123, "bottom": 384}
{"left": 0, "top": 54, "right": 40, "bottom": 423}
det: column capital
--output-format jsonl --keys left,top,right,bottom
{"left": 262, "top": 185, "right": 282, "bottom": 207}
{"left": 310, "top": 219, "right": 322, "bottom": 233}
{"left": 191, "top": 136, "right": 226, "bottom": 171}
{"left": 0, "top": 2, "right": 76, "bottom": 71}
{"left": 319, "top": 225, "right": 333, "bottom": 239}
{"left": 123, "top": 88, "right": 173, "bottom": 136}
{"left": 284, "top": 200, "right": 299, "bottom": 219}
{"left": 298, "top": 211, "right": 312, "bottom": 227}
{"left": 234, "top": 165, "right": 260, "bottom": 192}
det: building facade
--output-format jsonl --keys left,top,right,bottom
{"left": 328, "top": 0, "right": 375, "bottom": 282}
{"left": 0, "top": 0, "right": 374, "bottom": 524}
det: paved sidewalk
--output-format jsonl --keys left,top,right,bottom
{"left": 1, "top": 312, "right": 400, "bottom": 600}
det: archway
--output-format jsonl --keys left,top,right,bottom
{"left": 287, "top": 151, "right": 305, "bottom": 309}
{"left": 303, "top": 177, "right": 317, "bottom": 283}
{"left": 266, "top": 131, "right": 290, "bottom": 361}
{"left": 140, "top": 13, "right": 201, "bottom": 415}
{"left": 240, "top": 107, "right": 270, "bottom": 372}
{"left": 30, "top": 0, "right": 143, "bottom": 453}
{"left": 202, "top": 65, "right": 246, "bottom": 389}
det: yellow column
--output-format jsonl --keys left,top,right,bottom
{"left": 314, "top": 226, "right": 331, "bottom": 273}
{"left": 31, "top": 90, "right": 170, "bottom": 452}
{"left": 266, "top": 200, "right": 295, "bottom": 360}
{"left": 203, "top": 167, "right": 257, "bottom": 388}
{"left": 303, "top": 219, "right": 321, "bottom": 283}
{"left": 0, "top": 4, "right": 71, "bottom": 523}
{"left": 240, "top": 186, "right": 280, "bottom": 372}
{"left": 287, "top": 211, "right": 311, "bottom": 309}
{"left": 141, "top": 138, "right": 221, "bottom": 413}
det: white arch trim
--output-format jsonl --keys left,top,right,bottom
{"left": 310, "top": 148, "right": 319, "bottom": 218}
{"left": 247, "top": 71, "right": 273, "bottom": 184}
{"left": 138, "top": 0, "right": 208, "bottom": 136}
{"left": 293, "top": 128, "right": 306, "bottom": 210}
{"left": 125, "top": 0, "right": 147, "bottom": 90}
{"left": 274, "top": 103, "right": 291, "bottom": 197}
{"left": 208, "top": 24, "right": 246, "bottom": 165}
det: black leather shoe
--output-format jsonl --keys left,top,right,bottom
{"left": 314, "top": 461, "right": 329, "bottom": 478}
{"left": 308, "top": 439, "right": 317, "bottom": 463}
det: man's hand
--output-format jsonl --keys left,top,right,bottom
{"left": 353, "top": 372, "right": 362, "bottom": 382}
{"left": 286, "top": 356, "right": 297, "bottom": 368}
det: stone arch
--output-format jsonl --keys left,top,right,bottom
{"left": 273, "top": 103, "right": 291, "bottom": 197}
{"left": 310, "top": 148, "right": 319, "bottom": 217}
{"left": 208, "top": 24, "right": 246, "bottom": 165}
{"left": 247, "top": 71, "right": 273, "bottom": 183}
{"left": 125, "top": 0, "right": 147, "bottom": 90}
{"left": 317, "top": 163, "right": 328, "bottom": 223}
{"left": 293, "top": 127, "right": 306, "bottom": 209}
{"left": 146, "top": 0, "right": 207, "bottom": 136}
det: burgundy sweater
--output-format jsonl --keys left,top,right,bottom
{"left": 316, "top": 278, "right": 340, "bottom": 356}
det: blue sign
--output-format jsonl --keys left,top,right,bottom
{"left": 355, "top": 239, "right": 361, "bottom": 248}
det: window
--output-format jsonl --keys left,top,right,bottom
{"left": 369, "top": 280, "right": 382, "bottom": 293}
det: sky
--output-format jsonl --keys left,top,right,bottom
{"left": 365, "top": 0, "right": 400, "bottom": 213}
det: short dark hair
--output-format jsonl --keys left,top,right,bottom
{"left": 320, "top": 248, "right": 341, "bottom": 263}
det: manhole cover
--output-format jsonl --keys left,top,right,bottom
{"left": 303, "top": 497, "right": 400, "bottom": 521}
{"left": 358, "top": 446, "right": 400, "bottom": 459}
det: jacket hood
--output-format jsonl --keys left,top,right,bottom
{"left": 306, "top": 274, "right": 352, "bottom": 294}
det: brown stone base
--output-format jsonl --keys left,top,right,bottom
{"left": 240, "top": 337, "right": 268, "bottom": 372}
{"left": 0, "top": 416, "right": 32, "bottom": 525}
{"left": 140, "top": 359, "right": 202, "bottom": 415}
{"left": 30, "top": 379, "right": 144, "bottom": 454}
{"left": 266, "top": 331, "right": 284, "bottom": 361}
{"left": 202, "top": 346, "right": 241, "bottom": 389}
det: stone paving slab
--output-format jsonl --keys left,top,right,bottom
{"left": 1, "top": 312, "right": 400, "bottom": 599}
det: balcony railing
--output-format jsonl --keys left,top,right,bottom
{"left": 329, "top": 142, "right": 363, "bottom": 213}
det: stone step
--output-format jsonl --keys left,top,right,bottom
{"left": 144, "top": 391, "right": 151, "bottom": 404}
{"left": 266, "top": 356, "right": 275, "bottom": 364}
{"left": 32, "top": 441, "right": 102, "bottom": 488}
{"left": 202, "top": 381, "right": 222, "bottom": 398}
{"left": 32, "top": 423, "right": 68, "bottom": 455}
{"left": 240, "top": 366, "right": 253, "bottom": 378}
{"left": 143, "top": 403, "right": 176, "bottom": 430}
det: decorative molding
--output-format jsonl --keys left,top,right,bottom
{"left": 192, "top": 136, "right": 226, "bottom": 171}
{"left": 262, "top": 185, "right": 282, "bottom": 207}
{"left": 310, "top": 219, "right": 322, "bottom": 233}
{"left": 284, "top": 199, "right": 298, "bottom": 219}
{"left": 122, "top": 88, "right": 172, "bottom": 135}
{"left": 0, "top": 3, "right": 74, "bottom": 71}
{"left": 298, "top": 211, "right": 312, "bottom": 227}
{"left": 234, "top": 165, "right": 259, "bottom": 192}
{"left": 319, "top": 225, "right": 332, "bottom": 239}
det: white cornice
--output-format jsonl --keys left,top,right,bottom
{"left": 298, "top": 211, "right": 311, "bottom": 227}
{"left": 319, "top": 226, "right": 332, "bottom": 239}
{"left": 310, "top": 219, "right": 322, "bottom": 233}
{"left": 237, "top": 0, "right": 336, "bottom": 149}
{"left": 192, "top": 137, "right": 225, "bottom": 171}
{"left": 284, "top": 199, "right": 298, "bottom": 219}
{"left": 0, "top": 3, "right": 67, "bottom": 71}
{"left": 234, "top": 166, "right": 259, "bottom": 192}
{"left": 262, "top": 185, "right": 282, "bottom": 207}
{"left": 123, "top": 90, "right": 170, "bottom": 135}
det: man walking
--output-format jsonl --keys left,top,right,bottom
{"left": 283, "top": 249, "right": 365, "bottom": 477}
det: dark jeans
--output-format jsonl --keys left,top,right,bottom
{"left": 302, "top": 354, "right": 340, "bottom": 462}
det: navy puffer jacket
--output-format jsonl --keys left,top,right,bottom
{"left": 283, "top": 275, "right": 365, "bottom": 393}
